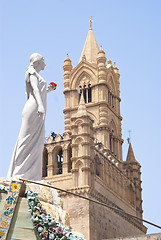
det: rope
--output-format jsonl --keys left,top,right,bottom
{"left": 19, "top": 178, "right": 161, "bottom": 230}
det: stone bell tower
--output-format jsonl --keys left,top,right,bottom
{"left": 63, "top": 18, "right": 123, "bottom": 162}
{"left": 43, "top": 19, "right": 147, "bottom": 240}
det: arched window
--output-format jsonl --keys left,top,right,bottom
{"left": 68, "top": 146, "right": 72, "bottom": 173}
{"left": 95, "top": 156, "right": 102, "bottom": 178}
{"left": 75, "top": 160, "right": 83, "bottom": 187}
{"left": 79, "top": 83, "right": 92, "bottom": 103}
{"left": 78, "top": 164, "right": 83, "bottom": 186}
{"left": 109, "top": 133, "right": 117, "bottom": 156}
{"left": 108, "top": 91, "right": 111, "bottom": 105}
{"left": 96, "top": 161, "right": 100, "bottom": 177}
{"left": 108, "top": 90, "right": 115, "bottom": 108}
{"left": 57, "top": 149, "right": 63, "bottom": 174}
{"left": 88, "top": 84, "right": 92, "bottom": 103}
{"left": 110, "top": 134, "right": 112, "bottom": 152}
{"left": 83, "top": 85, "right": 87, "bottom": 103}
{"left": 42, "top": 148, "right": 48, "bottom": 177}
{"left": 113, "top": 137, "right": 115, "bottom": 153}
{"left": 112, "top": 96, "right": 114, "bottom": 108}
{"left": 75, "top": 137, "right": 83, "bottom": 157}
{"left": 109, "top": 121, "right": 118, "bottom": 157}
{"left": 128, "top": 184, "right": 135, "bottom": 206}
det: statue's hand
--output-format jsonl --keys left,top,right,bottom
{"left": 37, "top": 105, "right": 45, "bottom": 118}
{"left": 47, "top": 82, "right": 57, "bottom": 93}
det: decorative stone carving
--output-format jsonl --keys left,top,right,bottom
{"left": 63, "top": 131, "right": 71, "bottom": 140}
{"left": 47, "top": 136, "right": 53, "bottom": 143}
{"left": 80, "top": 76, "right": 91, "bottom": 87}
{"left": 55, "top": 134, "right": 63, "bottom": 142}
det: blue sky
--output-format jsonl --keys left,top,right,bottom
{"left": 0, "top": 0, "right": 161, "bottom": 234}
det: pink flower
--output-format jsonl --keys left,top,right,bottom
{"left": 42, "top": 217, "right": 49, "bottom": 224}
{"left": 34, "top": 223, "right": 39, "bottom": 229}
{"left": 40, "top": 208, "right": 47, "bottom": 215}
{"left": 56, "top": 226, "right": 63, "bottom": 234}
{"left": 48, "top": 226, "right": 55, "bottom": 233}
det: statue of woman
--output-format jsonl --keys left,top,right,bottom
{"left": 7, "top": 53, "right": 56, "bottom": 180}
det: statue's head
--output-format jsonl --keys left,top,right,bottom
{"left": 30, "top": 53, "right": 46, "bottom": 71}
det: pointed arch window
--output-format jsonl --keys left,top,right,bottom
{"left": 79, "top": 84, "right": 92, "bottom": 103}
{"left": 88, "top": 84, "right": 92, "bottom": 102}
{"left": 57, "top": 149, "right": 63, "bottom": 174}
{"left": 109, "top": 121, "right": 118, "bottom": 157}
{"left": 95, "top": 156, "right": 102, "bottom": 179}
{"left": 109, "top": 134, "right": 112, "bottom": 152}
{"left": 68, "top": 146, "right": 72, "bottom": 173}
{"left": 83, "top": 85, "right": 87, "bottom": 103}
{"left": 96, "top": 160, "right": 101, "bottom": 177}
{"left": 108, "top": 90, "right": 115, "bottom": 108}
{"left": 109, "top": 134, "right": 117, "bottom": 157}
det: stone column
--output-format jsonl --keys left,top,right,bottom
{"left": 46, "top": 146, "right": 54, "bottom": 177}
{"left": 63, "top": 54, "right": 72, "bottom": 133}
{"left": 62, "top": 144, "right": 69, "bottom": 174}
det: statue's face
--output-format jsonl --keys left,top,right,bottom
{"left": 39, "top": 58, "right": 46, "bottom": 70}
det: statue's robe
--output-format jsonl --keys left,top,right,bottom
{"left": 7, "top": 66, "right": 47, "bottom": 180}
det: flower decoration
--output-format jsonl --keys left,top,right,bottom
{"left": 0, "top": 219, "right": 7, "bottom": 229}
{"left": 35, "top": 210, "right": 40, "bottom": 216}
{"left": 40, "top": 207, "right": 47, "bottom": 215}
{"left": 42, "top": 230, "right": 48, "bottom": 237}
{"left": 34, "top": 223, "right": 39, "bottom": 229}
{"left": 48, "top": 226, "right": 55, "bottom": 233}
{"left": 0, "top": 230, "right": 4, "bottom": 238}
{"left": 56, "top": 226, "right": 63, "bottom": 235}
{"left": 4, "top": 208, "right": 14, "bottom": 216}
{"left": 6, "top": 196, "right": 15, "bottom": 205}
{"left": 26, "top": 190, "right": 85, "bottom": 240}
{"left": 10, "top": 181, "right": 21, "bottom": 193}
{"left": 47, "top": 82, "right": 57, "bottom": 92}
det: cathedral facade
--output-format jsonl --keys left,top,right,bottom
{"left": 42, "top": 20, "right": 147, "bottom": 240}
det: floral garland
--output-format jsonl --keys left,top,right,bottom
{"left": 26, "top": 190, "right": 85, "bottom": 240}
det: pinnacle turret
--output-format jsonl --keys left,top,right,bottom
{"left": 126, "top": 143, "right": 136, "bottom": 163}
{"left": 76, "top": 92, "right": 89, "bottom": 117}
{"left": 63, "top": 53, "right": 72, "bottom": 72}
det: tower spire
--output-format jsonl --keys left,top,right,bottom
{"left": 79, "top": 18, "right": 99, "bottom": 64}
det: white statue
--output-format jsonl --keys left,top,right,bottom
{"left": 7, "top": 53, "right": 56, "bottom": 180}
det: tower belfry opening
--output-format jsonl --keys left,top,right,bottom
{"left": 43, "top": 19, "right": 147, "bottom": 240}
{"left": 57, "top": 149, "right": 63, "bottom": 174}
